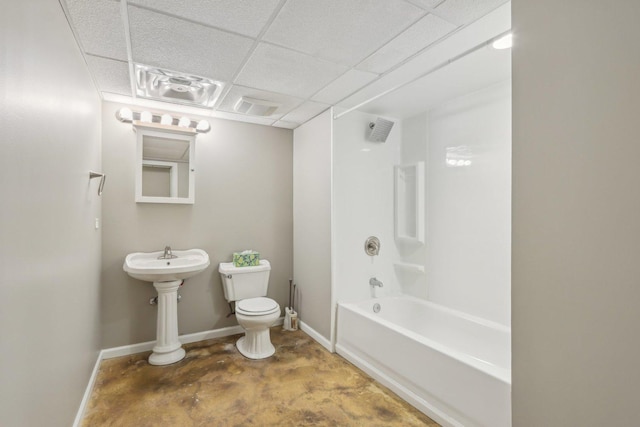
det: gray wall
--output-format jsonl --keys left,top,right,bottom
{"left": 0, "top": 1, "right": 102, "bottom": 426}
{"left": 293, "top": 110, "right": 333, "bottom": 342}
{"left": 512, "top": 1, "right": 640, "bottom": 425}
{"left": 101, "top": 101, "right": 293, "bottom": 348}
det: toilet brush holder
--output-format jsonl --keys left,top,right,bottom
{"left": 284, "top": 307, "right": 298, "bottom": 331}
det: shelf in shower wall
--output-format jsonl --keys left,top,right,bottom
{"left": 393, "top": 262, "right": 425, "bottom": 274}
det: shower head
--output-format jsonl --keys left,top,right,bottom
{"left": 367, "top": 118, "right": 395, "bottom": 142}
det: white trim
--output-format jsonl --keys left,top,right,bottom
{"left": 102, "top": 318, "right": 283, "bottom": 359}
{"left": 72, "top": 349, "right": 104, "bottom": 427}
{"left": 336, "top": 344, "right": 462, "bottom": 427}
{"left": 329, "top": 106, "right": 337, "bottom": 353}
{"left": 300, "top": 320, "right": 332, "bottom": 352}
{"left": 74, "top": 319, "right": 284, "bottom": 423}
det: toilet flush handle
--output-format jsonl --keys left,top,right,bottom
{"left": 226, "top": 274, "right": 232, "bottom": 279}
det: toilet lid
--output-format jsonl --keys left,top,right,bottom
{"left": 237, "top": 297, "right": 278, "bottom": 315}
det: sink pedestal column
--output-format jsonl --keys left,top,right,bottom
{"left": 149, "top": 280, "right": 185, "bottom": 365}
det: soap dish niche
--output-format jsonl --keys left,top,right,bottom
{"left": 394, "top": 162, "right": 424, "bottom": 245}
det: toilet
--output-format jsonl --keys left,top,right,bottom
{"left": 218, "top": 260, "right": 280, "bottom": 359}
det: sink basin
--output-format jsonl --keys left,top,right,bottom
{"left": 123, "top": 248, "right": 210, "bottom": 282}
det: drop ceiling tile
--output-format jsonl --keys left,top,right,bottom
{"left": 65, "top": 0, "right": 128, "bottom": 61}
{"left": 85, "top": 55, "right": 132, "bottom": 96}
{"left": 312, "top": 69, "right": 379, "bottom": 105}
{"left": 218, "top": 85, "right": 302, "bottom": 119}
{"left": 236, "top": 43, "right": 348, "bottom": 98}
{"left": 357, "top": 14, "right": 457, "bottom": 74}
{"left": 263, "top": 0, "right": 425, "bottom": 67}
{"left": 432, "top": 0, "right": 509, "bottom": 26}
{"left": 280, "top": 100, "right": 330, "bottom": 125}
{"left": 211, "top": 110, "right": 275, "bottom": 126}
{"left": 338, "top": 2, "right": 510, "bottom": 111}
{"left": 127, "top": 5, "right": 254, "bottom": 80}
{"left": 128, "top": 0, "right": 281, "bottom": 38}
{"left": 406, "top": 0, "right": 445, "bottom": 10}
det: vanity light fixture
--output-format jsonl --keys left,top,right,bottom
{"left": 178, "top": 116, "right": 191, "bottom": 128}
{"left": 140, "top": 111, "right": 153, "bottom": 123}
{"left": 115, "top": 107, "right": 211, "bottom": 133}
{"left": 118, "top": 107, "right": 133, "bottom": 121}
{"left": 160, "top": 114, "right": 173, "bottom": 125}
{"left": 196, "top": 120, "right": 210, "bottom": 132}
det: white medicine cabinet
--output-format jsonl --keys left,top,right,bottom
{"left": 134, "top": 122, "right": 196, "bottom": 204}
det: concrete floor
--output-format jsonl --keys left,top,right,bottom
{"left": 82, "top": 327, "right": 438, "bottom": 426}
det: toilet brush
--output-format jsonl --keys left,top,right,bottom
{"left": 290, "top": 284, "right": 298, "bottom": 331}
{"left": 284, "top": 279, "right": 293, "bottom": 331}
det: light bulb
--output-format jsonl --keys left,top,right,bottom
{"left": 160, "top": 114, "right": 173, "bottom": 125}
{"left": 178, "top": 116, "right": 191, "bottom": 128}
{"left": 464, "top": 160, "right": 472, "bottom": 166}
{"left": 196, "top": 120, "right": 210, "bottom": 132}
{"left": 492, "top": 33, "right": 513, "bottom": 50}
{"left": 140, "top": 111, "right": 152, "bottom": 123}
{"left": 117, "top": 107, "right": 133, "bottom": 121}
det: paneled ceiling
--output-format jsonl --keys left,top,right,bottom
{"left": 62, "top": 0, "right": 509, "bottom": 128}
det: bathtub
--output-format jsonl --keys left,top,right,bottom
{"left": 336, "top": 296, "right": 511, "bottom": 427}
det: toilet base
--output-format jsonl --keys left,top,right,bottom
{"left": 237, "top": 333, "right": 275, "bottom": 360}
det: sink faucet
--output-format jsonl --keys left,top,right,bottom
{"left": 158, "top": 246, "right": 177, "bottom": 259}
{"left": 369, "top": 277, "right": 383, "bottom": 288}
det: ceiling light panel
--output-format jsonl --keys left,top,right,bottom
{"left": 236, "top": 43, "right": 348, "bottom": 98}
{"left": 64, "top": 0, "right": 128, "bottom": 61}
{"left": 127, "top": 5, "right": 254, "bottom": 81}
{"left": 433, "top": 0, "right": 509, "bottom": 26}
{"left": 85, "top": 55, "right": 132, "bottom": 96}
{"left": 311, "top": 69, "right": 379, "bottom": 105}
{"left": 357, "top": 14, "right": 457, "bottom": 74}
{"left": 218, "top": 85, "right": 303, "bottom": 119}
{"left": 128, "top": 0, "right": 282, "bottom": 38}
{"left": 135, "top": 64, "right": 224, "bottom": 107}
{"left": 263, "top": 0, "right": 425, "bottom": 67}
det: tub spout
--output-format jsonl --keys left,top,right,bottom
{"left": 369, "top": 277, "right": 383, "bottom": 287}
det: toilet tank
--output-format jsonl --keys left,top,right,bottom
{"left": 218, "top": 260, "right": 271, "bottom": 302}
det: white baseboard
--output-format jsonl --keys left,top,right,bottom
{"left": 75, "top": 318, "right": 283, "bottom": 424}
{"left": 72, "top": 349, "right": 105, "bottom": 427}
{"left": 300, "top": 320, "right": 333, "bottom": 352}
{"left": 102, "top": 318, "right": 283, "bottom": 359}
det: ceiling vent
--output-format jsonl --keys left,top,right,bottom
{"left": 135, "top": 64, "right": 224, "bottom": 108}
{"left": 233, "top": 96, "right": 280, "bottom": 117}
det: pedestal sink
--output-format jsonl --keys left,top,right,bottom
{"left": 123, "top": 248, "right": 210, "bottom": 365}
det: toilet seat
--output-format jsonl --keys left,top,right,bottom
{"left": 236, "top": 297, "right": 278, "bottom": 316}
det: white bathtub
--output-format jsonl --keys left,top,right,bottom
{"left": 336, "top": 296, "right": 511, "bottom": 427}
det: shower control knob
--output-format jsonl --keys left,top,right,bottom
{"left": 365, "top": 236, "right": 380, "bottom": 256}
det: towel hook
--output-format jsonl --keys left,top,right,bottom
{"left": 89, "top": 171, "right": 106, "bottom": 196}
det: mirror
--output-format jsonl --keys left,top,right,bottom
{"left": 134, "top": 124, "right": 195, "bottom": 204}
